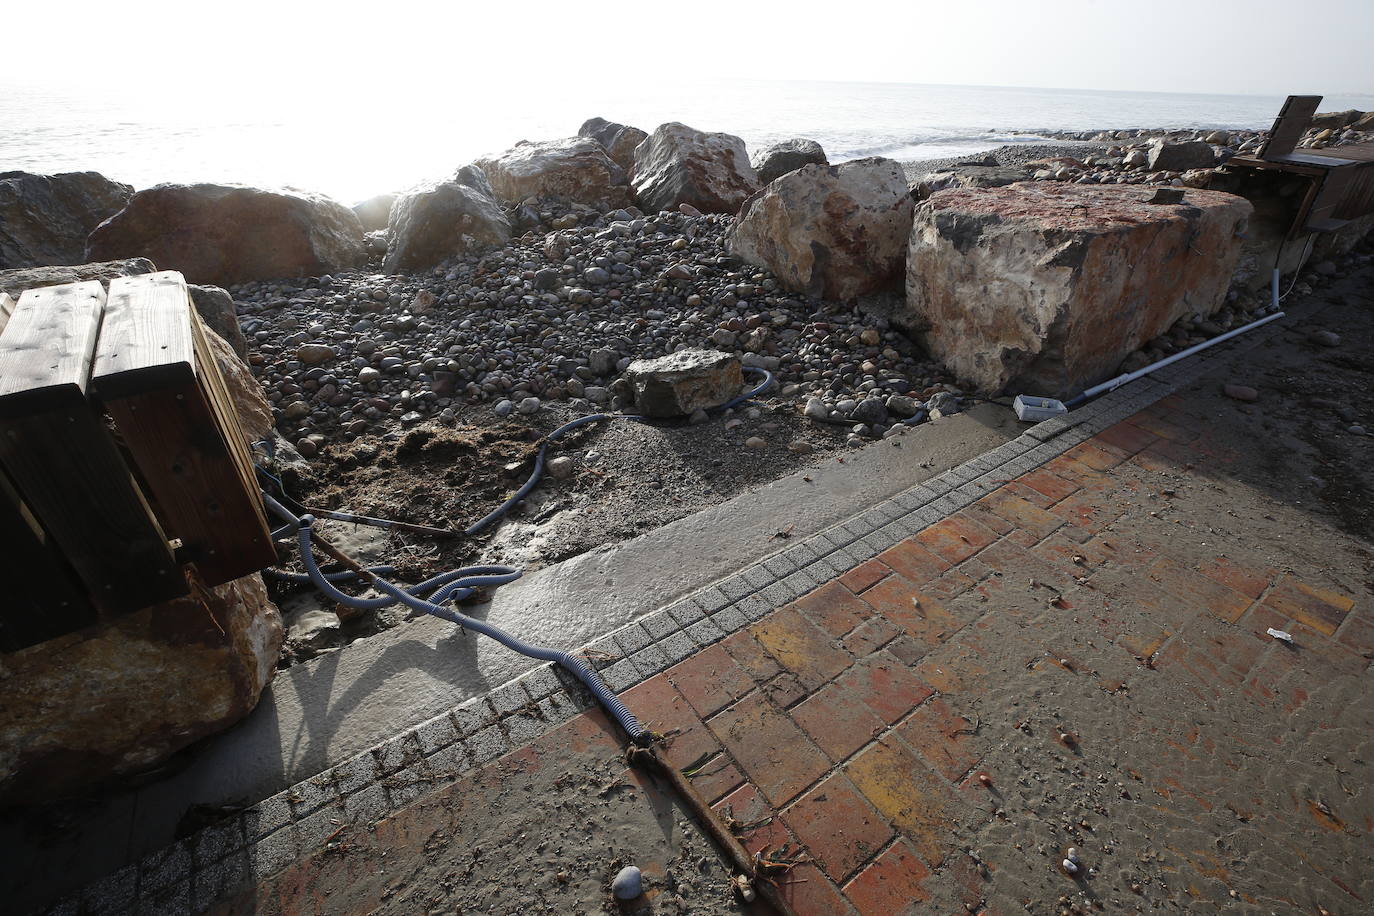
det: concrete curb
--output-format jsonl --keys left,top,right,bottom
{"left": 70, "top": 305, "right": 1300, "bottom": 915}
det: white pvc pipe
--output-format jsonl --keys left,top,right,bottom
{"left": 1064, "top": 310, "right": 1285, "bottom": 408}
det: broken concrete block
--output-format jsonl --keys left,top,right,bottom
{"left": 905, "top": 182, "right": 1252, "bottom": 399}
{"left": 624, "top": 349, "right": 743, "bottom": 417}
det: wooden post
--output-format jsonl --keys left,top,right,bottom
{"left": 92, "top": 272, "right": 275, "bottom": 586}
{"left": 0, "top": 280, "right": 185, "bottom": 614}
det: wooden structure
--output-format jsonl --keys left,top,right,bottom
{"left": 0, "top": 272, "right": 274, "bottom": 651}
{"left": 1228, "top": 94, "right": 1374, "bottom": 237}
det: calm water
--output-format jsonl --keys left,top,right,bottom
{"left": 3, "top": 78, "right": 1371, "bottom": 205}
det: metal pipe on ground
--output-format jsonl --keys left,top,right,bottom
{"left": 1063, "top": 310, "right": 1285, "bottom": 409}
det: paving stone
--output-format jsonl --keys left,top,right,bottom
{"left": 612, "top": 623, "right": 653, "bottom": 656}
{"left": 464, "top": 725, "right": 510, "bottom": 765}
{"left": 666, "top": 642, "right": 757, "bottom": 717}
{"left": 685, "top": 616, "right": 726, "bottom": 647}
{"left": 784, "top": 773, "right": 894, "bottom": 883}
{"left": 751, "top": 607, "right": 853, "bottom": 690}
{"left": 332, "top": 750, "right": 382, "bottom": 796}
{"left": 792, "top": 580, "right": 871, "bottom": 637}
{"left": 413, "top": 712, "right": 460, "bottom": 756}
{"left": 451, "top": 698, "right": 497, "bottom": 737}
{"left": 667, "top": 599, "right": 706, "bottom": 627}
{"left": 845, "top": 738, "right": 955, "bottom": 868}
{"left": 708, "top": 691, "right": 830, "bottom": 807}
{"left": 519, "top": 664, "right": 563, "bottom": 700}
{"left": 639, "top": 609, "right": 679, "bottom": 641}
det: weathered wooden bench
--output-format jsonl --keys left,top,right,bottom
{"left": 0, "top": 271, "right": 275, "bottom": 651}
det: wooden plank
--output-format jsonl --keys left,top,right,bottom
{"left": 92, "top": 271, "right": 196, "bottom": 398}
{"left": 93, "top": 273, "right": 275, "bottom": 586}
{"left": 1260, "top": 94, "right": 1321, "bottom": 160}
{"left": 0, "top": 468, "right": 98, "bottom": 652}
{"left": 189, "top": 303, "right": 271, "bottom": 526}
{"left": 0, "top": 280, "right": 186, "bottom": 613}
{"left": 0, "top": 281, "right": 105, "bottom": 415}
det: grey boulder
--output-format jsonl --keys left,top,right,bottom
{"left": 728, "top": 158, "right": 914, "bottom": 300}
{"left": 578, "top": 117, "right": 650, "bottom": 171}
{"left": 1145, "top": 140, "right": 1216, "bottom": 172}
{"left": 383, "top": 166, "right": 511, "bottom": 273}
{"left": 630, "top": 123, "right": 760, "bottom": 214}
{"left": 624, "top": 349, "right": 743, "bottom": 417}
{"left": 475, "top": 137, "right": 630, "bottom": 206}
{"left": 751, "top": 138, "right": 828, "bottom": 185}
{"left": 0, "top": 171, "right": 133, "bottom": 269}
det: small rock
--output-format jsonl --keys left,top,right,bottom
{"left": 295, "top": 437, "right": 317, "bottom": 458}
{"left": 851, "top": 397, "right": 889, "bottom": 425}
{"left": 787, "top": 440, "right": 813, "bottom": 454}
{"left": 612, "top": 865, "right": 643, "bottom": 900}
{"left": 296, "top": 343, "right": 337, "bottom": 365}
{"left": 1310, "top": 329, "right": 1341, "bottom": 347}
{"left": 803, "top": 397, "right": 829, "bottom": 421}
{"left": 494, "top": 399, "right": 514, "bottom": 417}
{"left": 1349, "top": 425, "right": 1368, "bottom": 436}
{"left": 1222, "top": 383, "right": 1258, "bottom": 402}
{"left": 744, "top": 436, "right": 767, "bottom": 449}
{"left": 547, "top": 456, "right": 574, "bottom": 479}
{"left": 517, "top": 397, "right": 541, "bottom": 415}
{"left": 688, "top": 408, "right": 709, "bottom": 425}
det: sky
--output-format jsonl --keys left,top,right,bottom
{"left": 4, "top": 0, "right": 1371, "bottom": 101}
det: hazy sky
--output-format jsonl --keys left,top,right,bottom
{"left": 5, "top": 0, "right": 1370, "bottom": 99}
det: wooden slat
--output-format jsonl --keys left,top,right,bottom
{"left": 0, "top": 281, "right": 104, "bottom": 415}
{"left": 92, "top": 271, "right": 196, "bottom": 398}
{"left": 1260, "top": 94, "right": 1321, "bottom": 160}
{"left": 0, "top": 468, "right": 97, "bottom": 652}
{"left": 189, "top": 301, "right": 271, "bottom": 530}
{"left": 93, "top": 273, "right": 275, "bottom": 586}
{"left": 0, "top": 280, "right": 186, "bottom": 613}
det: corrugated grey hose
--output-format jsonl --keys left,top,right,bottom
{"left": 261, "top": 493, "right": 651, "bottom": 744}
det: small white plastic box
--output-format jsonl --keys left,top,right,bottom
{"left": 1013, "top": 394, "right": 1068, "bottom": 422}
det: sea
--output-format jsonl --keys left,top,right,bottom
{"left": 3, "top": 78, "right": 1372, "bottom": 206}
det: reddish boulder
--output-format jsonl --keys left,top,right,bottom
{"left": 906, "top": 182, "right": 1252, "bottom": 398}
{"left": 86, "top": 184, "right": 366, "bottom": 286}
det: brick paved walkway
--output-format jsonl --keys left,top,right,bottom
{"left": 198, "top": 388, "right": 1373, "bottom": 916}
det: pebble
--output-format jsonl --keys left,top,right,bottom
{"left": 494, "top": 399, "right": 514, "bottom": 417}
{"left": 1310, "top": 329, "right": 1341, "bottom": 347}
{"left": 547, "top": 456, "right": 574, "bottom": 479}
{"left": 744, "top": 436, "right": 767, "bottom": 449}
{"left": 517, "top": 397, "right": 541, "bottom": 415}
{"left": 611, "top": 865, "right": 642, "bottom": 900}
{"left": 1222, "top": 383, "right": 1258, "bottom": 402}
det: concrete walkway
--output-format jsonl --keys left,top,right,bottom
{"left": 39, "top": 287, "right": 1374, "bottom": 914}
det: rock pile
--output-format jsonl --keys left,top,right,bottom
{"left": 230, "top": 206, "right": 958, "bottom": 455}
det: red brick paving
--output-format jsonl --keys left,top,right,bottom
{"left": 227, "top": 393, "right": 1372, "bottom": 915}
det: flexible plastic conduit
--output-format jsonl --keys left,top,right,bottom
{"left": 261, "top": 497, "right": 653, "bottom": 744}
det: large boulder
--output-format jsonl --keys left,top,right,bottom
{"left": 751, "top": 138, "right": 828, "bottom": 185}
{"left": 727, "top": 158, "right": 914, "bottom": 300}
{"left": 0, "top": 257, "right": 155, "bottom": 299}
{"left": 630, "top": 123, "right": 760, "bottom": 214}
{"left": 0, "top": 570, "right": 282, "bottom": 804}
{"left": 578, "top": 118, "right": 650, "bottom": 171}
{"left": 353, "top": 193, "right": 397, "bottom": 232}
{"left": 86, "top": 184, "right": 366, "bottom": 286}
{"left": 1309, "top": 109, "right": 1362, "bottom": 131}
{"left": 624, "top": 349, "right": 743, "bottom": 417}
{"left": 1145, "top": 139, "right": 1216, "bottom": 172}
{"left": 0, "top": 171, "right": 133, "bottom": 269}
{"left": 475, "top": 137, "right": 630, "bottom": 206}
{"left": 189, "top": 284, "right": 248, "bottom": 360}
{"left": 905, "top": 182, "right": 1252, "bottom": 399}
{"left": 383, "top": 166, "right": 511, "bottom": 273}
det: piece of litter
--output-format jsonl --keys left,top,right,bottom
{"left": 1266, "top": 627, "right": 1294, "bottom": 643}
